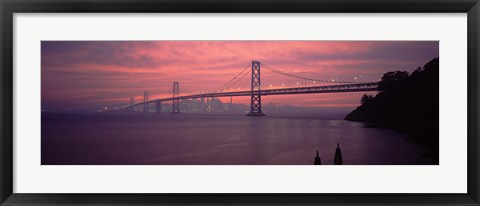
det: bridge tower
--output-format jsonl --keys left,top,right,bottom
{"left": 130, "top": 97, "right": 134, "bottom": 111}
{"left": 172, "top": 82, "right": 180, "bottom": 113}
{"left": 155, "top": 100, "right": 162, "bottom": 113}
{"left": 247, "top": 60, "right": 265, "bottom": 116}
{"left": 143, "top": 91, "right": 149, "bottom": 112}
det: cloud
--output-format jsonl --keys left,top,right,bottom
{"left": 41, "top": 41, "right": 438, "bottom": 110}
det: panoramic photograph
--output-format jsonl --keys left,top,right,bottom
{"left": 41, "top": 41, "right": 439, "bottom": 165}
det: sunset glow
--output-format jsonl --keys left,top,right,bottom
{"left": 41, "top": 41, "right": 439, "bottom": 111}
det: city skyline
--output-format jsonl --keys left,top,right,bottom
{"left": 41, "top": 41, "right": 439, "bottom": 111}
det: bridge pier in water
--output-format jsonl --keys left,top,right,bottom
{"left": 247, "top": 60, "right": 265, "bottom": 116}
{"left": 172, "top": 81, "right": 180, "bottom": 113}
{"left": 155, "top": 100, "right": 162, "bottom": 113}
{"left": 143, "top": 91, "right": 149, "bottom": 112}
{"left": 129, "top": 97, "right": 134, "bottom": 112}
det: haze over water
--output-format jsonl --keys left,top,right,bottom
{"left": 41, "top": 111, "right": 434, "bottom": 165}
{"left": 41, "top": 41, "right": 439, "bottom": 165}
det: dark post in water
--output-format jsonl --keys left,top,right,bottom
{"left": 314, "top": 150, "right": 322, "bottom": 165}
{"left": 334, "top": 143, "right": 343, "bottom": 165}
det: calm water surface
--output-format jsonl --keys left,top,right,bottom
{"left": 41, "top": 112, "right": 435, "bottom": 165}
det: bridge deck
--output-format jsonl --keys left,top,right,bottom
{"left": 123, "top": 82, "right": 379, "bottom": 110}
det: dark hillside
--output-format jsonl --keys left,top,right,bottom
{"left": 345, "top": 58, "right": 439, "bottom": 161}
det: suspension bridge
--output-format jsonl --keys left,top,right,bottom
{"left": 120, "top": 60, "right": 380, "bottom": 116}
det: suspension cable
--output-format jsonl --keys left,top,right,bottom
{"left": 262, "top": 63, "right": 356, "bottom": 84}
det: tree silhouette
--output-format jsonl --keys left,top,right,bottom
{"left": 361, "top": 94, "right": 373, "bottom": 105}
{"left": 345, "top": 57, "right": 439, "bottom": 163}
{"left": 378, "top": 71, "right": 409, "bottom": 91}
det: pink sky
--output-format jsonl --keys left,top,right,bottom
{"left": 41, "top": 41, "right": 438, "bottom": 111}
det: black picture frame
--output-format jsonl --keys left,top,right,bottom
{"left": 1, "top": 0, "right": 479, "bottom": 205}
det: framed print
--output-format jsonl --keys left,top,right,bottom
{"left": 1, "top": 0, "right": 479, "bottom": 205}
